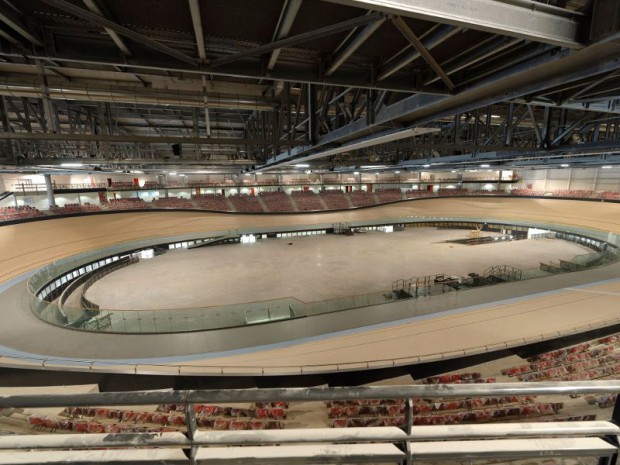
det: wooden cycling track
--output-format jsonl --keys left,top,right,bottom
{"left": 0, "top": 197, "right": 619, "bottom": 377}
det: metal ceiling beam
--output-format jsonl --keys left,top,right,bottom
{"left": 267, "top": 0, "right": 303, "bottom": 71}
{"left": 423, "top": 36, "right": 522, "bottom": 86}
{"left": 0, "top": 81, "right": 276, "bottom": 112}
{"left": 392, "top": 16, "right": 455, "bottom": 92}
{"left": 0, "top": 25, "right": 20, "bottom": 46}
{"left": 0, "top": 132, "right": 308, "bottom": 146}
{"left": 396, "top": 148, "right": 620, "bottom": 169}
{"left": 0, "top": 50, "right": 438, "bottom": 93}
{"left": 82, "top": 0, "right": 131, "bottom": 56}
{"left": 566, "top": 69, "right": 620, "bottom": 101}
{"left": 377, "top": 24, "right": 459, "bottom": 81}
{"left": 324, "top": 0, "right": 584, "bottom": 49}
{"left": 267, "top": 127, "right": 440, "bottom": 167}
{"left": 326, "top": 16, "right": 386, "bottom": 76}
{"left": 41, "top": 0, "right": 196, "bottom": 65}
{"left": 515, "top": 98, "right": 620, "bottom": 115}
{"left": 210, "top": 11, "right": 386, "bottom": 68}
{"left": 261, "top": 41, "right": 620, "bottom": 169}
{"left": 188, "top": 0, "right": 206, "bottom": 63}
{"left": 0, "top": 2, "right": 42, "bottom": 47}
{"left": 344, "top": 47, "right": 620, "bottom": 139}
{"left": 17, "top": 158, "right": 256, "bottom": 166}
{"left": 550, "top": 111, "right": 590, "bottom": 145}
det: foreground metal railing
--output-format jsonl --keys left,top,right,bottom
{"left": 0, "top": 382, "right": 619, "bottom": 464}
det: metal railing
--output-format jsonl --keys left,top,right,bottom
{"left": 25, "top": 217, "right": 620, "bottom": 336}
{"left": 0, "top": 382, "right": 618, "bottom": 464}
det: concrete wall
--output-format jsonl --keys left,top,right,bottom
{"left": 514, "top": 167, "right": 620, "bottom": 192}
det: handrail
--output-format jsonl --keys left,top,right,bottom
{"left": 1, "top": 381, "right": 619, "bottom": 407}
{"left": 0, "top": 382, "right": 617, "bottom": 464}
{"left": 24, "top": 215, "right": 619, "bottom": 337}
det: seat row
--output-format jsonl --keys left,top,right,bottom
{"left": 0, "top": 205, "right": 43, "bottom": 220}
{"left": 192, "top": 193, "right": 231, "bottom": 210}
{"left": 320, "top": 190, "right": 351, "bottom": 209}
{"left": 422, "top": 371, "right": 487, "bottom": 384}
{"left": 330, "top": 402, "right": 564, "bottom": 428}
{"left": 528, "top": 342, "right": 592, "bottom": 362}
{"left": 327, "top": 395, "right": 535, "bottom": 409}
{"left": 348, "top": 191, "right": 376, "bottom": 207}
{"left": 51, "top": 203, "right": 101, "bottom": 214}
{"left": 517, "top": 360, "right": 620, "bottom": 382}
{"left": 28, "top": 414, "right": 282, "bottom": 432}
{"left": 502, "top": 345, "right": 615, "bottom": 376}
{"left": 260, "top": 191, "right": 293, "bottom": 212}
{"left": 552, "top": 190, "right": 593, "bottom": 198}
{"left": 151, "top": 197, "right": 194, "bottom": 209}
{"left": 228, "top": 194, "right": 264, "bottom": 212}
{"left": 328, "top": 396, "right": 537, "bottom": 418}
{"left": 105, "top": 198, "right": 150, "bottom": 210}
{"left": 157, "top": 404, "right": 287, "bottom": 419}
{"left": 375, "top": 188, "right": 403, "bottom": 203}
{"left": 291, "top": 191, "right": 324, "bottom": 211}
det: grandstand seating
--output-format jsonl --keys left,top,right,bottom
{"left": 552, "top": 190, "right": 593, "bottom": 198}
{"left": 0, "top": 205, "right": 43, "bottom": 221}
{"left": 290, "top": 191, "right": 324, "bottom": 211}
{"left": 51, "top": 203, "right": 101, "bottom": 214}
{"left": 596, "top": 191, "right": 620, "bottom": 200}
{"left": 192, "top": 193, "right": 232, "bottom": 211}
{"left": 375, "top": 189, "right": 403, "bottom": 203}
{"left": 510, "top": 188, "right": 547, "bottom": 196}
{"left": 473, "top": 190, "right": 505, "bottom": 195}
{"left": 438, "top": 188, "right": 470, "bottom": 196}
{"left": 229, "top": 194, "right": 264, "bottom": 212}
{"left": 24, "top": 400, "right": 289, "bottom": 434}
{"left": 2, "top": 187, "right": 620, "bottom": 223}
{"left": 319, "top": 190, "right": 351, "bottom": 209}
{"left": 151, "top": 197, "right": 194, "bottom": 209}
{"left": 501, "top": 337, "right": 620, "bottom": 382}
{"left": 348, "top": 190, "right": 377, "bottom": 207}
{"left": 11, "top": 334, "right": 620, "bottom": 443}
{"left": 403, "top": 190, "right": 433, "bottom": 199}
{"left": 327, "top": 371, "right": 563, "bottom": 428}
{"left": 106, "top": 198, "right": 150, "bottom": 210}
{"left": 260, "top": 191, "right": 295, "bottom": 212}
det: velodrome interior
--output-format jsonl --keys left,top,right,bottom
{"left": 0, "top": 196, "right": 619, "bottom": 378}
{"left": 1, "top": 0, "right": 620, "bottom": 462}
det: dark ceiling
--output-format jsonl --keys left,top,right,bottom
{"left": 0, "top": 0, "right": 617, "bottom": 173}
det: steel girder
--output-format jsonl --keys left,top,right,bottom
{"left": 0, "top": 132, "right": 307, "bottom": 146}
{"left": 259, "top": 40, "right": 620, "bottom": 170}
{"left": 323, "top": 0, "right": 585, "bottom": 49}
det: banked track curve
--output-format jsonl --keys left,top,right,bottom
{"left": 0, "top": 197, "right": 619, "bottom": 376}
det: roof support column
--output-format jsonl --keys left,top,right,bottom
{"left": 44, "top": 174, "right": 56, "bottom": 209}
{"left": 527, "top": 104, "right": 543, "bottom": 146}
{"left": 201, "top": 75, "right": 212, "bottom": 138}
{"left": 0, "top": 97, "right": 14, "bottom": 162}
{"left": 307, "top": 83, "right": 318, "bottom": 144}
{"left": 504, "top": 102, "right": 514, "bottom": 146}
{"left": 36, "top": 60, "right": 59, "bottom": 134}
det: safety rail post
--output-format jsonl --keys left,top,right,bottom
{"left": 184, "top": 402, "right": 198, "bottom": 465}
{"left": 600, "top": 396, "right": 620, "bottom": 465}
{"left": 404, "top": 398, "right": 413, "bottom": 435}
